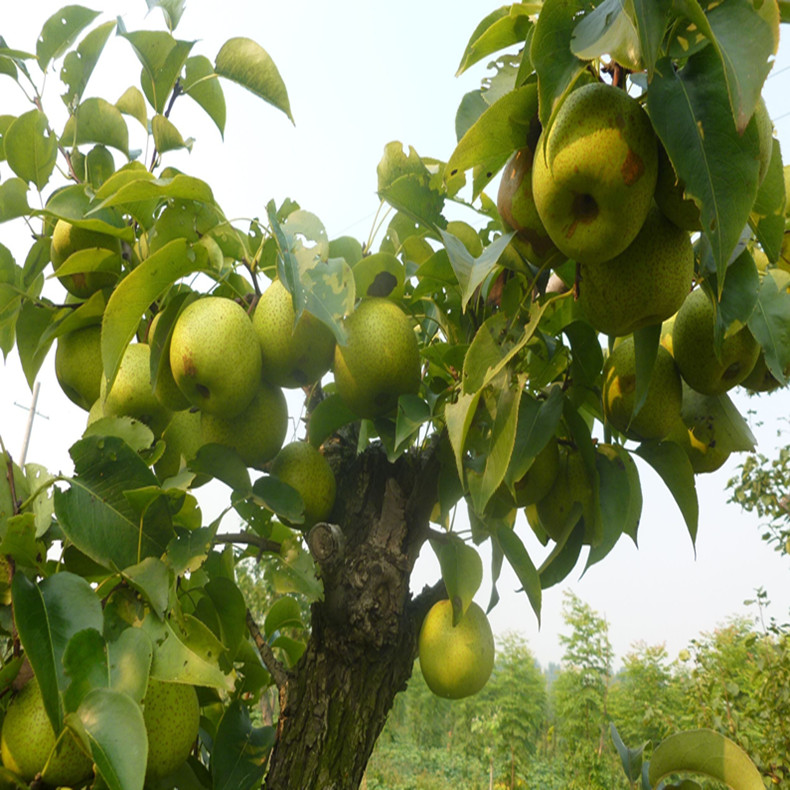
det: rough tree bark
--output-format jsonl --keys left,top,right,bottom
{"left": 262, "top": 439, "right": 443, "bottom": 789}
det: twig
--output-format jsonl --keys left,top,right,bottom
{"left": 246, "top": 609, "right": 289, "bottom": 689}
{"left": 212, "top": 532, "right": 281, "bottom": 553}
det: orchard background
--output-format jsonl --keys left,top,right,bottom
{"left": 1, "top": 1, "right": 789, "bottom": 789}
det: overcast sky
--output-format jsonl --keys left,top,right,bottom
{"left": 1, "top": 0, "right": 789, "bottom": 669}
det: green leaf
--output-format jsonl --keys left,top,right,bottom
{"left": 10, "top": 572, "right": 62, "bottom": 731}
{"left": 495, "top": 524, "right": 541, "bottom": 623}
{"left": 705, "top": 0, "right": 777, "bottom": 132}
{"left": 468, "top": 377, "right": 523, "bottom": 514}
{"left": 395, "top": 394, "right": 431, "bottom": 450}
{"left": 151, "top": 113, "right": 191, "bottom": 154}
{"left": 747, "top": 271, "right": 790, "bottom": 386}
{"left": 630, "top": 0, "right": 671, "bottom": 78}
{"left": 750, "top": 138, "right": 786, "bottom": 261}
{"left": 446, "top": 84, "right": 538, "bottom": 199}
{"left": 710, "top": 250, "right": 760, "bottom": 354}
{"left": 63, "top": 628, "right": 110, "bottom": 713}
{"left": 145, "top": 0, "right": 186, "bottom": 31}
{"left": 182, "top": 55, "right": 226, "bottom": 136}
{"left": 75, "top": 687, "right": 148, "bottom": 790}
{"left": 456, "top": 5, "right": 537, "bottom": 75}
{"left": 585, "top": 444, "right": 642, "bottom": 570}
{"left": 505, "top": 387, "right": 564, "bottom": 487}
{"left": 115, "top": 86, "right": 148, "bottom": 129}
{"left": 101, "top": 238, "right": 209, "bottom": 386}
{"left": 0, "top": 178, "right": 30, "bottom": 222}
{"left": 610, "top": 722, "right": 645, "bottom": 784}
{"left": 215, "top": 37, "right": 293, "bottom": 123}
{"left": 108, "top": 627, "right": 153, "bottom": 702}
{"left": 431, "top": 537, "right": 483, "bottom": 623}
{"left": 122, "top": 557, "right": 171, "bottom": 618}
{"left": 120, "top": 31, "right": 194, "bottom": 114}
{"left": 142, "top": 611, "right": 233, "bottom": 689}
{"left": 204, "top": 577, "right": 247, "bottom": 656}
{"left": 61, "top": 97, "right": 130, "bottom": 154}
{"left": 530, "top": 0, "right": 593, "bottom": 128}
{"left": 93, "top": 170, "right": 215, "bottom": 211}
{"left": 15, "top": 300, "right": 56, "bottom": 389}
{"left": 211, "top": 700, "right": 274, "bottom": 790}
{"left": 263, "top": 596, "right": 303, "bottom": 637}
{"left": 60, "top": 20, "right": 116, "bottom": 106}
{"left": 631, "top": 323, "right": 661, "bottom": 425}
{"left": 83, "top": 415, "right": 155, "bottom": 453}
{"left": 376, "top": 142, "right": 446, "bottom": 230}
{"left": 267, "top": 206, "right": 354, "bottom": 346}
{"left": 636, "top": 440, "right": 698, "bottom": 546}
{"left": 252, "top": 476, "right": 305, "bottom": 526}
{"left": 647, "top": 48, "right": 760, "bottom": 285}
{"left": 306, "top": 393, "right": 357, "bottom": 448}
{"left": 36, "top": 5, "right": 100, "bottom": 69}
{"left": 445, "top": 389, "right": 484, "bottom": 483}
{"left": 537, "top": 521, "right": 585, "bottom": 588}
{"left": 43, "top": 183, "right": 132, "bottom": 239}
{"left": 55, "top": 435, "right": 175, "bottom": 569}
{"left": 443, "top": 228, "right": 515, "bottom": 310}
{"left": 648, "top": 728, "right": 764, "bottom": 789}
{"left": 189, "top": 443, "right": 251, "bottom": 495}
{"left": 571, "top": 0, "right": 642, "bottom": 71}
{"left": 3, "top": 109, "right": 57, "bottom": 189}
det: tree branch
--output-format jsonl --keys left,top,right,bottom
{"left": 246, "top": 609, "right": 289, "bottom": 689}
{"left": 212, "top": 533, "right": 281, "bottom": 553}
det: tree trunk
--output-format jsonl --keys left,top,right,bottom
{"left": 263, "top": 441, "right": 441, "bottom": 789}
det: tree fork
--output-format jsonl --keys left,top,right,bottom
{"left": 263, "top": 442, "right": 442, "bottom": 789}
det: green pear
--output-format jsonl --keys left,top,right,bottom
{"left": 0, "top": 677, "right": 93, "bottom": 786}
{"left": 50, "top": 219, "right": 122, "bottom": 298}
{"left": 497, "top": 146, "right": 559, "bottom": 265}
{"left": 740, "top": 352, "right": 788, "bottom": 393}
{"left": 671, "top": 287, "right": 761, "bottom": 395}
{"left": 418, "top": 600, "right": 494, "bottom": 699}
{"left": 328, "top": 235, "right": 364, "bottom": 266}
{"left": 142, "top": 679, "right": 200, "bottom": 781}
{"left": 653, "top": 144, "right": 702, "bottom": 231}
{"left": 201, "top": 379, "right": 288, "bottom": 469}
{"left": 602, "top": 338, "right": 683, "bottom": 440}
{"left": 253, "top": 279, "right": 335, "bottom": 388}
{"left": 102, "top": 343, "right": 173, "bottom": 436}
{"left": 667, "top": 385, "right": 755, "bottom": 473}
{"left": 532, "top": 82, "right": 658, "bottom": 264}
{"left": 511, "top": 436, "right": 560, "bottom": 507}
{"left": 333, "top": 297, "right": 421, "bottom": 418}
{"left": 170, "top": 296, "right": 262, "bottom": 417}
{"left": 535, "top": 444, "right": 593, "bottom": 541}
{"left": 578, "top": 206, "right": 693, "bottom": 336}
{"left": 271, "top": 441, "right": 336, "bottom": 527}
{"left": 55, "top": 324, "right": 103, "bottom": 410}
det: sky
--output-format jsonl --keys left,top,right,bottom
{"left": 1, "top": 0, "right": 789, "bottom": 670}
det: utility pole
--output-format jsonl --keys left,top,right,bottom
{"left": 15, "top": 381, "right": 47, "bottom": 466}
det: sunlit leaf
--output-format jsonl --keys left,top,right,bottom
{"left": 648, "top": 729, "right": 764, "bottom": 789}
{"left": 36, "top": 5, "right": 99, "bottom": 69}
{"left": 4, "top": 109, "right": 57, "bottom": 189}
{"left": 215, "top": 37, "right": 293, "bottom": 123}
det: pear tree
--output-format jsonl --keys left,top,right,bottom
{"left": 0, "top": 2, "right": 789, "bottom": 789}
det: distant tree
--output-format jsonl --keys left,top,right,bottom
{"left": 608, "top": 642, "right": 683, "bottom": 747}
{"left": 680, "top": 606, "right": 790, "bottom": 785}
{"left": 550, "top": 592, "right": 618, "bottom": 788}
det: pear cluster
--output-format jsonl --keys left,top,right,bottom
{"left": 497, "top": 81, "right": 783, "bottom": 482}
{"left": 54, "top": 256, "right": 426, "bottom": 527}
